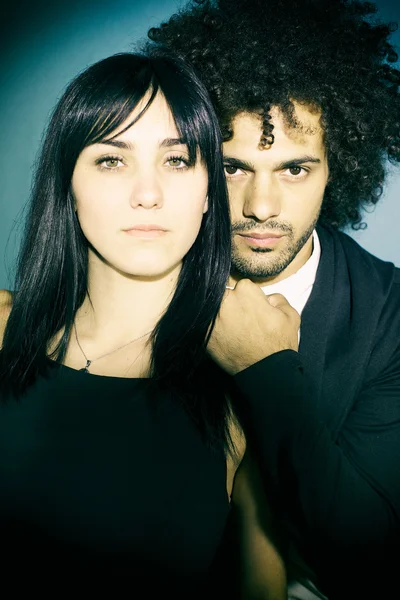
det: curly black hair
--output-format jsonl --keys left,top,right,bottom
{"left": 145, "top": 0, "right": 400, "bottom": 229}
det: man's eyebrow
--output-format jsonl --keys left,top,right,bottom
{"left": 223, "top": 156, "right": 256, "bottom": 171}
{"left": 96, "top": 137, "right": 187, "bottom": 150}
{"left": 223, "top": 155, "right": 321, "bottom": 171}
{"left": 275, "top": 156, "right": 321, "bottom": 170}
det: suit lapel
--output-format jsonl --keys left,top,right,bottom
{"left": 299, "top": 226, "right": 367, "bottom": 437}
{"left": 299, "top": 227, "right": 333, "bottom": 411}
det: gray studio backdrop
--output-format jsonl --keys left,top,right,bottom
{"left": 0, "top": 0, "right": 399, "bottom": 289}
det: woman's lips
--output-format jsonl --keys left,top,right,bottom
{"left": 124, "top": 225, "right": 167, "bottom": 239}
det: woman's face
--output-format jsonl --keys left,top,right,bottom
{"left": 72, "top": 92, "right": 208, "bottom": 279}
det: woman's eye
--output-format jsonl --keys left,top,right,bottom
{"left": 224, "top": 165, "right": 239, "bottom": 175}
{"left": 167, "top": 157, "right": 188, "bottom": 169}
{"left": 96, "top": 156, "right": 124, "bottom": 170}
{"left": 103, "top": 158, "right": 122, "bottom": 169}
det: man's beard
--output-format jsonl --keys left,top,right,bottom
{"left": 231, "top": 216, "right": 318, "bottom": 280}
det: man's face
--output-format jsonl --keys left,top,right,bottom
{"left": 223, "top": 103, "right": 329, "bottom": 285}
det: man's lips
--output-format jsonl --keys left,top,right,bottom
{"left": 238, "top": 232, "right": 284, "bottom": 239}
{"left": 236, "top": 231, "right": 286, "bottom": 247}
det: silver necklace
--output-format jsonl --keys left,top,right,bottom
{"left": 73, "top": 322, "right": 152, "bottom": 374}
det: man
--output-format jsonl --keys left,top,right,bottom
{"left": 146, "top": 1, "right": 400, "bottom": 597}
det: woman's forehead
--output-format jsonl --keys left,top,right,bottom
{"left": 106, "top": 92, "right": 180, "bottom": 143}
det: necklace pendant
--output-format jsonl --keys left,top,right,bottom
{"left": 80, "top": 359, "right": 92, "bottom": 374}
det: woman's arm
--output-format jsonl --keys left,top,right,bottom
{"left": 230, "top": 449, "right": 287, "bottom": 599}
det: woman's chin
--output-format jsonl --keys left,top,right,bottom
{"left": 113, "top": 259, "right": 183, "bottom": 281}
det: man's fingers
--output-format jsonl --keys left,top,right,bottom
{"left": 223, "top": 283, "right": 300, "bottom": 326}
{"left": 234, "top": 278, "right": 272, "bottom": 300}
{"left": 266, "top": 293, "right": 289, "bottom": 307}
{"left": 266, "top": 293, "right": 300, "bottom": 321}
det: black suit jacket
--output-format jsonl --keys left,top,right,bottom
{"left": 234, "top": 225, "right": 400, "bottom": 598}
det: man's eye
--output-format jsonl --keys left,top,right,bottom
{"left": 224, "top": 165, "right": 239, "bottom": 175}
{"left": 289, "top": 166, "right": 303, "bottom": 176}
{"left": 285, "top": 166, "right": 311, "bottom": 178}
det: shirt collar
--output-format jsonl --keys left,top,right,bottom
{"left": 260, "top": 230, "right": 321, "bottom": 315}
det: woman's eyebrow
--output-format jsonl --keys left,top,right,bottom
{"left": 97, "top": 139, "right": 133, "bottom": 151}
{"left": 159, "top": 137, "right": 187, "bottom": 148}
{"left": 95, "top": 137, "right": 187, "bottom": 150}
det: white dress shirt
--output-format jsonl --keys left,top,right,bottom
{"left": 260, "top": 229, "right": 321, "bottom": 316}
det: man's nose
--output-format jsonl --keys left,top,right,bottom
{"left": 243, "top": 174, "right": 281, "bottom": 221}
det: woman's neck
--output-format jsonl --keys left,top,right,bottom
{"left": 76, "top": 259, "right": 181, "bottom": 343}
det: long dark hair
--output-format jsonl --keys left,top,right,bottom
{"left": 1, "top": 50, "right": 232, "bottom": 451}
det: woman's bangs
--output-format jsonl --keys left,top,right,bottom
{"left": 155, "top": 69, "right": 215, "bottom": 166}
{"left": 85, "top": 86, "right": 156, "bottom": 147}
{"left": 165, "top": 96, "right": 216, "bottom": 167}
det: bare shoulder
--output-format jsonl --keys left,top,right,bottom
{"left": 0, "top": 290, "right": 13, "bottom": 346}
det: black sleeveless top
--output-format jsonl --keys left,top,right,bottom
{"left": 0, "top": 360, "right": 230, "bottom": 595}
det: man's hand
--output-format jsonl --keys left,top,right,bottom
{"left": 208, "top": 279, "right": 300, "bottom": 375}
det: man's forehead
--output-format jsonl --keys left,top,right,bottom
{"left": 227, "top": 103, "right": 324, "bottom": 146}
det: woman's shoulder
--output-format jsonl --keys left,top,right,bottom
{"left": 0, "top": 290, "right": 13, "bottom": 346}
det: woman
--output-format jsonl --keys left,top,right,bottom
{"left": 0, "top": 51, "right": 286, "bottom": 597}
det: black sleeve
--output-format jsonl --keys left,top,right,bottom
{"left": 233, "top": 349, "right": 400, "bottom": 595}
